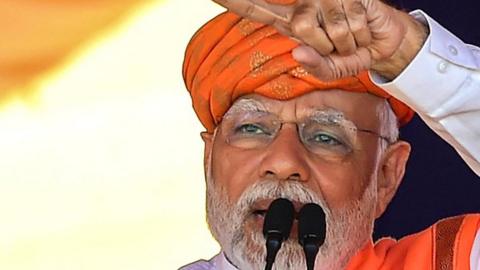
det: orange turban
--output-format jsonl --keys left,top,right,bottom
{"left": 183, "top": 12, "right": 414, "bottom": 133}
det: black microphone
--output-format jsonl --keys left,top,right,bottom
{"left": 298, "top": 203, "right": 326, "bottom": 270}
{"left": 262, "top": 198, "right": 295, "bottom": 270}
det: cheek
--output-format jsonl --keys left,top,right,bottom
{"left": 211, "top": 142, "right": 263, "bottom": 203}
{"left": 306, "top": 151, "right": 378, "bottom": 208}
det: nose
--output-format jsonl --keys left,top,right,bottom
{"left": 258, "top": 125, "right": 310, "bottom": 182}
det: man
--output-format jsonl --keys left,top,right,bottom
{"left": 180, "top": 0, "right": 480, "bottom": 269}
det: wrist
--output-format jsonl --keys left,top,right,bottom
{"left": 371, "top": 11, "right": 429, "bottom": 80}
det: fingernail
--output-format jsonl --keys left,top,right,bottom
{"left": 292, "top": 47, "right": 307, "bottom": 62}
{"left": 292, "top": 46, "right": 318, "bottom": 66}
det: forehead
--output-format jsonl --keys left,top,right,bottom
{"left": 229, "top": 90, "right": 386, "bottom": 130}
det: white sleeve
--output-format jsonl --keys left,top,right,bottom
{"left": 370, "top": 10, "right": 480, "bottom": 177}
{"left": 472, "top": 230, "right": 480, "bottom": 270}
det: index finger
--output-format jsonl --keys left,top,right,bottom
{"left": 212, "top": 0, "right": 292, "bottom": 25}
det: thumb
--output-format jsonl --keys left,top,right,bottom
{"left": 293, "top": 45, "right": 372, "bottom": 81}
{"left": 293, "top": 46, "right": 336, "bottom": 80}
{"left": 292, "top": 45, "right": 323, "bottom": 66}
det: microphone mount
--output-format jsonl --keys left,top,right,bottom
{"left": 262, "top": 198, "right": 295, "bottom": 270}
{"left": 298, "top": 203, "right": 326, "bottom": 270}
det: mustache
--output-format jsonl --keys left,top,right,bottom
{"left": 234, "top": 180, "right": 331, "bottom": 219}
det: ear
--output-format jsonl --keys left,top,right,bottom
{"left": 201, "top": 131, "right": 214, "bottom": 172}
{"left": 374, "top": 140, "right": 411, "bottom": 218}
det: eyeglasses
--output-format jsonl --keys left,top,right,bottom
{"left": 220, "top": 109, "right": 390, "bottom": 158}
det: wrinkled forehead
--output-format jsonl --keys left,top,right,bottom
{"left": 225, "top": 90, "right": 387, "bottom": 131}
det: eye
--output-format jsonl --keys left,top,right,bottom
{"left": 235, "top": 123, "right": 268, "bottom": 135}
{"left": 308, "top": 132, "right": 342, "bottom": 146}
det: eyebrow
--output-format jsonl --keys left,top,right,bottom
{"left": 307, "top": 108, "right": 357, "bottom": 128}
{"left": 286, "top": 106, "right": 356, "bottom": 132}
{"left": 223, "top": 98, "right": 268, "bottom": 118}
{"left": 224, "top": 100, "right": 359, "bottom": 130}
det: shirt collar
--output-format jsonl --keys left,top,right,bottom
{"left": 214, "top": 252, "right": 239, "bottom": 270}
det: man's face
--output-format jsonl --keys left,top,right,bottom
{"left": 202, "top": 90, "right": 410, "bottom": 269}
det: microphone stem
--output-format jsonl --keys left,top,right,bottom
{"left": 264, "top": 233, "right": 282, "bottom": 270}
{"left": 303, "top": 239, "right": 319, "bottom": 270}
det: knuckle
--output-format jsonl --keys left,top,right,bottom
{"left": 314, "top": 43, "right": 334, "bottom": 56}
{"left": 347, "top": 1, "right": 366, "bottom": 16}
{"left": 341, "top": 46, "right": 356, "bottom": 55}
{"left": 349, "top": 22, "right": 366, "bottom": 34}
{"left": 291, "top": 19, "right": 316, "bottom": 36}
{"left": 325, "top": 8, "right": 347, "bottom": 25}
{"left": 328, "top": 26, "right": 350, "bottom": 41}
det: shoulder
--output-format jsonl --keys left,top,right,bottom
{"left": 411, "top": 214, "right": 480, "bottom": 269}
{"left": 432, "top": 214, "right": 480, "bottom": 249}
{"left": 179, "top": 259, "right": 215, "bottom": 270}
{"left": 374, "top": 214, "right": 480, "bottom": 269}
{"left": 434, "top": 214, "right": 480, "bottom": 270}
{"left": 178, "top": 253, "right": 224, "bottom": 270}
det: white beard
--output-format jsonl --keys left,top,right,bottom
{"left": 205, "top": 146, "right": 377, "bottom": 270}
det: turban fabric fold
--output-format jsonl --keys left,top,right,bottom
{"left": 183, "top": 12, "right": 414, "bottom": 133}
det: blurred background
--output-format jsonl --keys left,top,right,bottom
{"left": 0, "top": 0, "right": 478, "bottom": 269}
{"left": 0, "top": 1, "right": 222, "bottom": 269}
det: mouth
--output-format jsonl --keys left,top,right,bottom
{"left": 250, "top": 198, "right": 307, "bottom": 218}
{"left": 252, "top": 209, "right": 268, "bottom": 218}
{"left": 248, "top": 198, "right": 308, "bottom": 239}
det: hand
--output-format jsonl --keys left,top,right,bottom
{"left": 212, "top": 0, "right": 427, "bottom": 80}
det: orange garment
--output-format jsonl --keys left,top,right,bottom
{"left": 0, "top": 1, "right": 148, "bottom": 99}
{"left": 182, "top": 12, "right": 414, "bottom": 133}
{"left": 347, "top": 214, "right": 480, "bottom": 270}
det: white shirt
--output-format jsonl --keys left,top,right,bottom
{"left": 179, "top": 253, "right": 235, "bottom": 270}
{"left": 372, "top": 10, "right": 480, "bottom": 177}
{"left": 180, "top": 10, "right": 480, "bottom": 270}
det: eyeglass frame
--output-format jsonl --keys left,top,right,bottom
{"left": 217, "top": 100, "right": 394, "bottom": 156}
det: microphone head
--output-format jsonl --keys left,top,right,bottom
{"left": 298, "top": 203, "right": 326, "bottom": 246}
{"left": 262, "top": 198, "right": 295, "bottom": 240}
